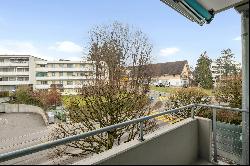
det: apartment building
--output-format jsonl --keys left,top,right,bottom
{"left": 35, "top": 60, "right": 96, "bottom": 95}
{"left": 210, "top": 60, "right": 241, "bottom": 86}
{"left": 0, "top": 55, "right": 99, "bottom": 95}
{"left": 0, "top": 55, "right": 45, "bottom": 92}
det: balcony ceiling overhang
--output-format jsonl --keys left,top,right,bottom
{"left": 161, "top": 0, "right": 249, "bottom": 26}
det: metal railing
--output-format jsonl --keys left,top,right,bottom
{"left": 0, "top": 104, "right": 248, "bottom": 164}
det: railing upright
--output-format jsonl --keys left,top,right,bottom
{"left": 212, "top": 108, "right": 218, "bottom": 163}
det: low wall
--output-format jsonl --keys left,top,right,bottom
{"left": 74, "top": 118, "right": 212, "bottom": 165}
{"left": 0, "top": 103, "right": 48, "bottom": 125}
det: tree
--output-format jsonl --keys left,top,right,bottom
{"left": 216, "top": 49, "right": 239, "bottom": 78}
{"left": 194, "top": 51, "right": 213, "bottom": 89}
{"left": 214, "top": 75, "right": 242, "bottom": 108}
{"left": 50, "top": 22, "right": 157, "bottom": 157}
{"left": 14, "top": 86, "right": 40, "bottom": 106}
{"left": 33, "top": 87, "right": 62, "bottom": 111}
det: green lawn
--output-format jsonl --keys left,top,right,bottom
{"left": 150, "top": 86, "right": 213, "bottom": 96}
{"left": 150, "top": 86, "right": 180, "bottom": 94}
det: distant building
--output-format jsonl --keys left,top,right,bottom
{"left": 35, "top": 60, "right": 97, "bottom": 95}
{"left": 0, "top": 55, "right": 100, "bottom": 95}
{"left": 0, "top": 55, "right": 44, "bottom": 92}
{"left": 210, "top": 60, "right": 241, "bottom": 86}
{"left": 151, "top": 60, "right": 192, "bottom": 87}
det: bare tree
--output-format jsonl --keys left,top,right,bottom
{"left": 50, "top": 22, "right": 158, "bottom": 157}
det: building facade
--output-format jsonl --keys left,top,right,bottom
{"left": 151, "top": 60, "right": 192, "bottom": 87}
{"left": 0, "top": 55, "right": 97, "bottom": 95}
{"left": 0, "top": 55, "right": 44, "bottom": 92}
{"left": 210, "top": 60, "right": 242, "bottom": 86}
{"left": 35, "top": 60, "right": 96, "bottom": 95}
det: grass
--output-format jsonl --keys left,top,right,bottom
{"left": 150, "top": 86, "right": 213, "bottom": 96}
{"left": 150, "top": 86, "right": 180, "bottom": 94}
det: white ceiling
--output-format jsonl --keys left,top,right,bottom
{"left": 197, "top": 0, "right": 247, "bottom": 14}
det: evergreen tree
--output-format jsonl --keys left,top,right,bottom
{"left": 194, "top": 51, "right": 213, "bottom": 89}
{"left": 216, "top": 49, "right": 238, "bottom": 78}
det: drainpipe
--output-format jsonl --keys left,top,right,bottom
{"left": 236, "top": 4, "right": 249, "bottom": 165}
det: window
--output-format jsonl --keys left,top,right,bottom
{"left": 59, "top": 72, "right": 63, "bottom": 77}
{"left": 0, "top": 58, "right": 4, "bottom": 63}
{"left": 67, "top": 64, "right": 74, "bottom": 68}
{"left": 41, "top": 81, "right": 48, "bottom": 85}
{"left": 67, "top": 72, "right": 73, "bottom": 76}
{"left": 59, "top": 80, "right": 64, "bottom": 85}
{"left": 67, "top": 81, "right": 73, "bottom": 85}
{"left": 36, "top": 72, "right": 47, "bottom": 77}
{"left": 40, "top": 64, "right": 46, "bottom": 68}
{"left": 51, "top": 64, "right": 55, "bottom": 68}
{"left": 52, "top": 72, "right": 56, "bottom": 76}
{"left": 59, "top": 64, "right": 64, "bottom": 68}
{"left": 9, "top": 77, "right": 16, "bottom": 81}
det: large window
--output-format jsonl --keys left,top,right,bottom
{"left": 67, "top": 72, "right": 73, "bottom": 76}
{"left": 67, "top": 81, "right": 73, "bottom": 85}
{"left": 41, "top": 81, "right": 48, "bottom": 85}
{"left": 67, "top": 64, "right": 74, "bottom": 68}
{"left": 9, "top": 77, "right": 16, "bottom": 81}
{"left": 36, "top": 72, "right": 47, "bottom": 77}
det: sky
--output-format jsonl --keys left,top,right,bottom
{"left": 0, "top": 0, "right": 243, "bottom": 68}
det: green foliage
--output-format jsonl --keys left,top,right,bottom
{"left": 167, "top": 87, "right": 211, "bottom": 118}
{"left": 214, "top": 75, "right": 242, "bottom": 108}
{"left": 169, "top": 87, "right": 211, "bottom": 106}
{"left": 14, "top": 86, "right": 40, "bottom": 105}
{"left": 194, "top": 51, "right": 213, "bottom": 89}
{"left": 216, "top": 49, "right": 239, "bottom": 77}
{"left": 12, "top": 86, "right": 61, "bottom": 111}
{"left": 0, "top": 91, "right": 9, "bottom": 97}
{"left": 167, "top": 87, "right": 241, "bottom": 125}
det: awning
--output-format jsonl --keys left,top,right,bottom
{"left": 161, "top": 0, "right": 248, "bottom": 26}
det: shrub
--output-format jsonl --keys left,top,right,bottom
{"left": 14, "top": 86, "right": 40, "bottom": 105}
{"left": 166, "top": 87, "right": 211, "bottom": 118}
{"left": 0, "top": 91, "right": 9, "bottom": 97}
{"left": 214, "top": 75, "right": 242, "bottom": 108}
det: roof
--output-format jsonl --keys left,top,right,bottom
{"left": 151, "top": 60, "right": 188, "bottom": 76}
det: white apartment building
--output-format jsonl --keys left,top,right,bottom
{"left": 0, "top": 55, "right": 45, "bottom": 92}
{"left": 210, "top": 60, "right": 242, "bottom": 86}
{"left": 0, "top": 55, "right": 99, "bottom": 95}
{"left": 35, "top": 60, "right": 96, "bottom": 95}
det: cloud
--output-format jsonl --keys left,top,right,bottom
{"left": 49, "top": 41, "right": 82, "bottom": 53}
{"left": 159, "top": 47, "right": 180, "bottom": 56}
{"left": 0, "top": 40, "right": 51, "bottom": 60}
{"left": 233, "top": 36, "right": 241, "bottom": 41}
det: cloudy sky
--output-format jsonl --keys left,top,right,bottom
{"left": 0, "top": 0, "right": 242, "bottom": 68}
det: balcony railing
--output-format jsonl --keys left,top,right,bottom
{"left": 0, "top": 104, "right": 248, "bottom": 164}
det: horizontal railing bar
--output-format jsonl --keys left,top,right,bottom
{"left": 0, "top": 104, "right": 195, "bottom": 162}
{"left": 196, "top": 104, "right": 248, "bottom": 113}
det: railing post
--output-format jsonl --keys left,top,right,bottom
{"left": 212, "top": 108, "right": 218, "bottom": 163}
{"left": 139, "top": 121, "right": 144, "bottom": 142}
{"left": 191, "top": 106, "right": 195, "bottom": 119}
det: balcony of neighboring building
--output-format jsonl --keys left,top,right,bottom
{"left": 0, "top": 77, "right": 30, "bottom": 86}
{"left": 36, "top": 72, "right": 96, "bottom": 81}
{"left": 0, "top": 62, "right": 29, "bottom": 67}
{"left": 0, "top": 68, "right": 29, "bottom": 76}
